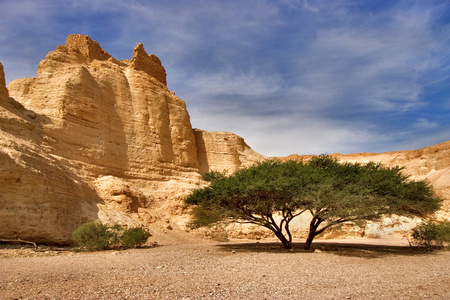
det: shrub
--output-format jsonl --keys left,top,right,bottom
{"left": 202, "top": 170, "right": 227, "bottom": 182}
{"left": 72, "top": 221, "right": 118, "bottom": 251}
{"left": 411, "top": 220, "right": 450, "bottom": 250}
{"left": 72, "top": 221, "right": 151, "bottom": 251}
{"left": 120, "top": 227, "right": 151, "bottom": 249}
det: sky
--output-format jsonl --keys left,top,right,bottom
{"left": 1, "top": 0, "right": 449, "bottom": 157}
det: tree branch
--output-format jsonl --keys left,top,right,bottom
{"left": 0, "top": 238, "right": 37, "bottom": 248}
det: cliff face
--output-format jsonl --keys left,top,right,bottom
{"left": 0, "top": 61, "right": 100, "bottom": 244}
{"left": 8, "top": 34, "right": 198, "bottom": 178}
{"left": 1, "top": 35, "right": 263, "bottom": 244}
{"left": 0, "top": 35, "right": 448, "bottom": 244}
{"left": 0, "top": 63, "right": 8, "bottom": 101}
{"left": 194, "top": 129, "right": 267, "bottom": 174}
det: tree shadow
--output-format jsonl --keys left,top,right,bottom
{"left": 217, "top": 241, "right": 435, "bottom": 258}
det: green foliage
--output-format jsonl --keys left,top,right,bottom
{"left": 186, "top": 160, "right": 311, "bottom": 249}
{"left": 72, "top": 221, "right": 118, "bottom": 251}
{"left": 299, "top": 155, "right": 441, "bottom": 249}
{"left": 411, "top": 220, "right": 450, "bottom": 250}
{"left": 72, "top": 221, "right": 150, "bottom": 251}
{"left": 202, "top": 170, "right": 228, "bottom": 182}
{"left": 185, "top": 155, "right": 442, "bottom": 250}
{"left": 120, "top": 227, "right": 151, "bottom": 249}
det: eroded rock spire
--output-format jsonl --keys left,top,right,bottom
{"left": 131, "top": 43, "right": 167, "bottom": 86}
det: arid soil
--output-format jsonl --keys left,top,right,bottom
{"left": 1, "top": 239, "right": 449, "bottom": 299}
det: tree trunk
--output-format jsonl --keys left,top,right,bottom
{"left": 304, "top": 216, "right": 321, "bottom": 250}
{"left": 304, "top": 228, "right": 316, "bottom": 250}
{"left": 274, "top": 230, "right": 292, "bottom": 249}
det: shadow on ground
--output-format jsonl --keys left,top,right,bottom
{"left": 217, "top": 241, "right": 435, "bottom": 258}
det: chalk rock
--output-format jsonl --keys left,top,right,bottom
{"left": 2, "top": 35, "right": 264, "bottom": 244}
{"left": 0, "top": 62, "right": 8, "bottom": 100}
{"left": 131, "top": 43, "right": 167, "bottom": 86}
{"left": 8, "top": 34, "right": 198, "bottom": 179}
{"left": 194, "top": 129, "right": 266, "bottom": 174}
{"left": 0, "top": 61, "right": 100, "bottom": 244}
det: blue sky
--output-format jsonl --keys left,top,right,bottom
{"left": 1, "top": 0, "right": 449, "bottom": 156}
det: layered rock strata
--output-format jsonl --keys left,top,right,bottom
{"left": 1, "top": 62, "right": 100, "bottom": 244}
{"left": 1, "top": 35, "right": 264, "bottom": 244}
{"left": 1, "top": 35, "right": 448, "bottom": 244}
{"left": 7, "top": 34, "right": 198, "bottom": 180}
{"left": 194, "top": 129, "right": 266, "bottom": 174}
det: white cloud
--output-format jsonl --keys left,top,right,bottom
{"left": 412, "top": 118, "right": 438, "bottom": 130}
{"left": 1, "top": 0, "right": 448, "bottom": 156}
{"left": 189, "top": 109, "right": 380, "bottom": 156}
{"left": 292, "top": 13, "right": 437, "bottom": 113}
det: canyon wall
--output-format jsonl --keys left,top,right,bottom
{"left": 0, "top": 61, "right": 100, "bottom": 244}
{"left": 0, "top": 35, "right": 448, "bottom": 244}
{"left": 1, "top": 35, "right": 263, "bottom": 244}
{"left": 194, "top": 129, "right": 266, "bottom": 174}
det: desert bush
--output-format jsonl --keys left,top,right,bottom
{"left": 202, "top": 170, "right": 227, "bottom": 182}
{"left": 72, "top": 221, "right": 119, "bottom": 251}
{"left": 411, "top": 220, "right": 450, "bottom": 250}
{"left": 72, "top": 221, "right": 150, "bottom": 251}
{"left": 120, "top": 227, "right": 151, "bottom": 248}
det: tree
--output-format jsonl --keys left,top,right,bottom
{"left": 185, "top": 161, "right": 308, "bottom": 249}
{"left": 185, "top": 156, "right": 442, "bottom": 250}
{"left": 300, "top": 156, "right": 441, "bottom": 250}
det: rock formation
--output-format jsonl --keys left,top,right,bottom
{"left": 0, "top": 62, "right": 100, "bottom": 244}
{"left": 194, "top": 129, "right": 266, "bottom": 174}
{"left": 0, "top": 62, "right": 8, "bottom": 101}
{"left": 0, "top": 35, "right": 448, "bottom": 244}
{"left": 0, "top": 35, "right": 264, "bottom": 244}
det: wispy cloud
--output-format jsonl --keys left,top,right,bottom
{"left": 1, "top": 0, "right": 449, "bottom": 156}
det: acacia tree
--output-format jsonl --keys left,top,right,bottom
{"left": 185, "top": 156, "right": 441, "bottom": 250}
{"left": 298, "top": 156, "right": 441, "bottom": 249}
{"left": 186, "top": 160, "right": 308, "bottom": 249}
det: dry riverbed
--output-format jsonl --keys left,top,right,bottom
{"left": 1, "top": 239, "right": 449, "bottom": 299}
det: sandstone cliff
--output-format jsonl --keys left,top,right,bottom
{"left": 0, "top": 35, "right": 264, "bottom": 244}
{"left": 0, "top": 35, "right": 448, "bottom": 245}
{"left": 0, "top": 62, "right": 100, "bottom": 244}
{"left": 0, "top": 63, "right": 8, "bottom": 101}
{"left": 7, "top": 34, "right": 198, "bottom": 178}
{"left": 194, "top": 129, "right": 266, "bottom": 174}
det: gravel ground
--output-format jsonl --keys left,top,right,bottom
{"left": 1, "top": 239, "right": 449, "bottom": 299}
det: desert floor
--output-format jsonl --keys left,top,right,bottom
{"left": 1, "top": 239, "right": 449, "bottom": 299}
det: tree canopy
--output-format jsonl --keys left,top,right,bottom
{"left": 186, "top": 160, "right": 307, "bottom": 249}
{"left": 185, "top": 156, "right": 441, "bottom": 250}
{"left": 298, "top": 156, "right": 441, "bottom": 249}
